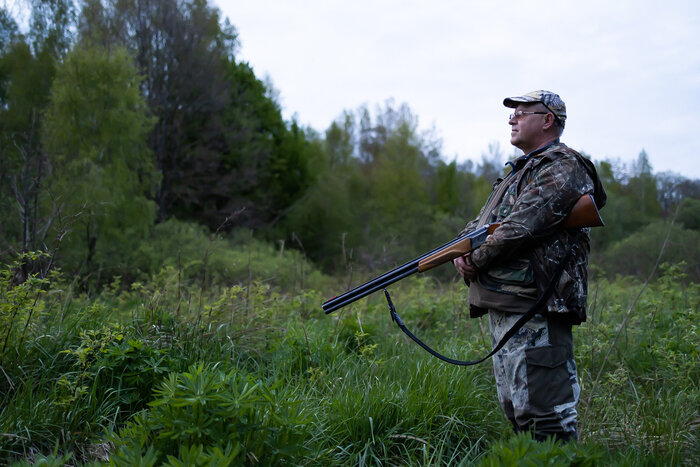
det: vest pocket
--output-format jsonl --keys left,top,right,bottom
{"left": 478, "top": 258, "right": 538, "bottom": 298}
{"left": 486, "top": 258, "right": 535, "bottom": 285}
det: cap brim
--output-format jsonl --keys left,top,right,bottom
{"left": 503, "top": 96, "right": 540, "bottom": 108}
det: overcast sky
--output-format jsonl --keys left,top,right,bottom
{"left": 219, "top": 1, "right": 700, "bottom": 178}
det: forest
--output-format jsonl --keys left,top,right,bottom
{"left": 1, "top": 1, "right": 698, "bottom": 465}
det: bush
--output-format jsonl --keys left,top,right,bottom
{"left": 133, "top": 220, "right": 332, "bottom": 292}
{"left": 677, "top": 197, "right": 700, "bottom": 231}
{"left": 109, "top": 363, "right": 311, "bottom": 465}
{"left": 600, "top": 221, "right": 700, "bottom": 280}
{"left": 477, "top": 432, "right": 604, "bottom": 467}
{"left": 0, "top": 252, "right": 51, "bottom": 365}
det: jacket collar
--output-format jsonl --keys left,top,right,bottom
{"left": 506, "top": 139, "right": 561, "bottom": 175}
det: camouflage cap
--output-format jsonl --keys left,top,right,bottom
{"left": 503, "top": 90, "right": 566, "bottom": 127}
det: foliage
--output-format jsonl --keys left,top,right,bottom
{"left": 477, "top": 432, "right": 604, "bottom": 467}
{"left": 677, "top": 197, "right": 700, "bottom": 230}
{"left": 76, "top": 0, "right": 321, "bottom": 231}
{"left": 600, "top": 221, "right": 700, "bottom": 281}
{"left": 1, "top": 251, "right": 697, "bottom": 465}
{"left": 0, "top": 36, "right": 56, "bottom": 261}
{"left": 42, "top": 44, "right": 158, "bottom": 285}
{"left": 0, "top": 8, "right": 19, "bottom": 50}
{"left": 590, "top": 153, "right": 662, "bottom": 252}
{"left": 0, "top": 252, "right": 50, "bottom": 365}
{"left": 576, "top": 264, "right": 699, "bottom": 465}
{"left": 109, "top": 363, "right": 310, "bottom": 465}
{"left": 2, "top": 0, "right": 699, "bottom": 287}
{"left": 26, "top": 0, "right": 75, "bottom": 57}
{"left": 131, "top": 220, "right": 331, "bottom": 292}
{"left": 280, "top": 102, "right": 478, "bottom": 276}
{"left": 78, "top": 0, "right": 237, "bottom": 225}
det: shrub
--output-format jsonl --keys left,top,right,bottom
{"left": 0, "top": 252, "right": 51, "bottom": 365}
{"left": 477, "top": 432, "right": 604, "bottom": 467}
{"left": 133, "top": 220, "right": 331, "bottom": 292}
{"left": 600, "top": 221, "right": 700, "bottom": 281}
{"left": 109, "top": 363, "right": 311, "bottom": 465}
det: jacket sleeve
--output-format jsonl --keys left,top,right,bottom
{"left": 470, "top": 155, "right": 594, "bottom": 270}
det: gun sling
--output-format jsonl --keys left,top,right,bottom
{"left": 385, "top": 235, "right": 581, "bottom": 366}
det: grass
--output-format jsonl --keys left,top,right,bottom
{"left": 0, "top": 253, "right": 698, "bottom": 465}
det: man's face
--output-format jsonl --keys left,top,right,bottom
{"left": 508, "top": 103, "right": 549, "bottom": 152}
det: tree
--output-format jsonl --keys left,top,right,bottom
{"left": 0, "top": 0, "right": 73, "bottom": 276}
{"left": 656, "top": 171, "right": 700, "bottom": 216}
{"left": 0, "top": 40, "right": 55, "bottom": 260}
{"left": 78, "top": 0, "right": 317, "bottom": 230}
{"left": 0, "top": 8, "right": 19, "bottom": 50}
{"left": 42, "top": 45, "right": 158, "bottom": 283}
{"left": 435, "top": 160, "right": 460, "bottom": 215}
{"left": 601, "top": 221, "right": 700, "bottom": 281}
{"left": 278, "top": 116, "right": 364, "bottom": 270}
{"left": 283, "top": 102, "right": 477, "bottom": 274}
{"left": 677, "top": 198, "right": 700, "bottom": 231}
{"left": 214, "top": 61, "right": 318, "bottom": 230}
{"left": 627, "top": 150, "right": 660, "bottom": 220}
{"left": 591, "top": 155, "right": 664, "bottom": 252}
{"left": 477, "top": 141, "right": 505, "bottom": 182}
{"left": 26, "top": 0, "right": 75, "bottom": 57}
{"left": 324, "top": 113, "right": 355, "bottom": 168}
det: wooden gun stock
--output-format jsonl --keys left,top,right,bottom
{"left": 322, "top": 193, "right": 603, "bottom": 314}
{"left": 562, "top": 193, "right": 604, "bottom": 228}
{"left": 415, "top": 224, "right": 498, "bottom": 272}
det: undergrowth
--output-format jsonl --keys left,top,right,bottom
{"left": 0, "top": 252, "right": 697, "bottom": 465}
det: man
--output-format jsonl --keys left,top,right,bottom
{"left": 453, "top": 91, "right": 605, "bottom": 442}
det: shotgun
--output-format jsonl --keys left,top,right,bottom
{"left": 322, "top": 194, "right": 603, "bottom": 314}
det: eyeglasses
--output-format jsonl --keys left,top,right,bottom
{"left": 509, "top": 110, "right": 548, "bottom": 120}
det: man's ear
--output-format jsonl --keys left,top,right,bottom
{"left": 542, "top": 113, "right": 556, "bottom": 130}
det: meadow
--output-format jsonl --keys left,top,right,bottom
{"left": 1, "top": 242, "right": 697, "bottom": 466}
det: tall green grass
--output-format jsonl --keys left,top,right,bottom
{"left": 0, "top": 251, "right": 697, "bottom": 465}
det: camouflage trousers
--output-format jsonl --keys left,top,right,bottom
{"left": 489, "top": 309, "right": 579, "bottom": 440}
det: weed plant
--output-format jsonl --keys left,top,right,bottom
{"left": 0, "top": 250, "right": 697, "bottom": 465}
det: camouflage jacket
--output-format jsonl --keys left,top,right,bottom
{"left": 460, "top": 141, "right": 606, "bottom": 325}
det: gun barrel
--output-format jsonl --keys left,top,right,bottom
{"left": 321, "top": 264, "right": 418, "bottom": 313}
{"left": 322, "top": 225, "right": 491, "bottom": 314}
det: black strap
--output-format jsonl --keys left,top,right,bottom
{"left": 386, "top": 237, "right": 581, "bottom": 366}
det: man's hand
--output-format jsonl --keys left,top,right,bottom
{"left": 453, "top": 253, "right": 478, "bottom": 282}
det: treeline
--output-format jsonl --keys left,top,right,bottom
{"left": 1, "top": 0, "right": 699, "bottom": 289}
